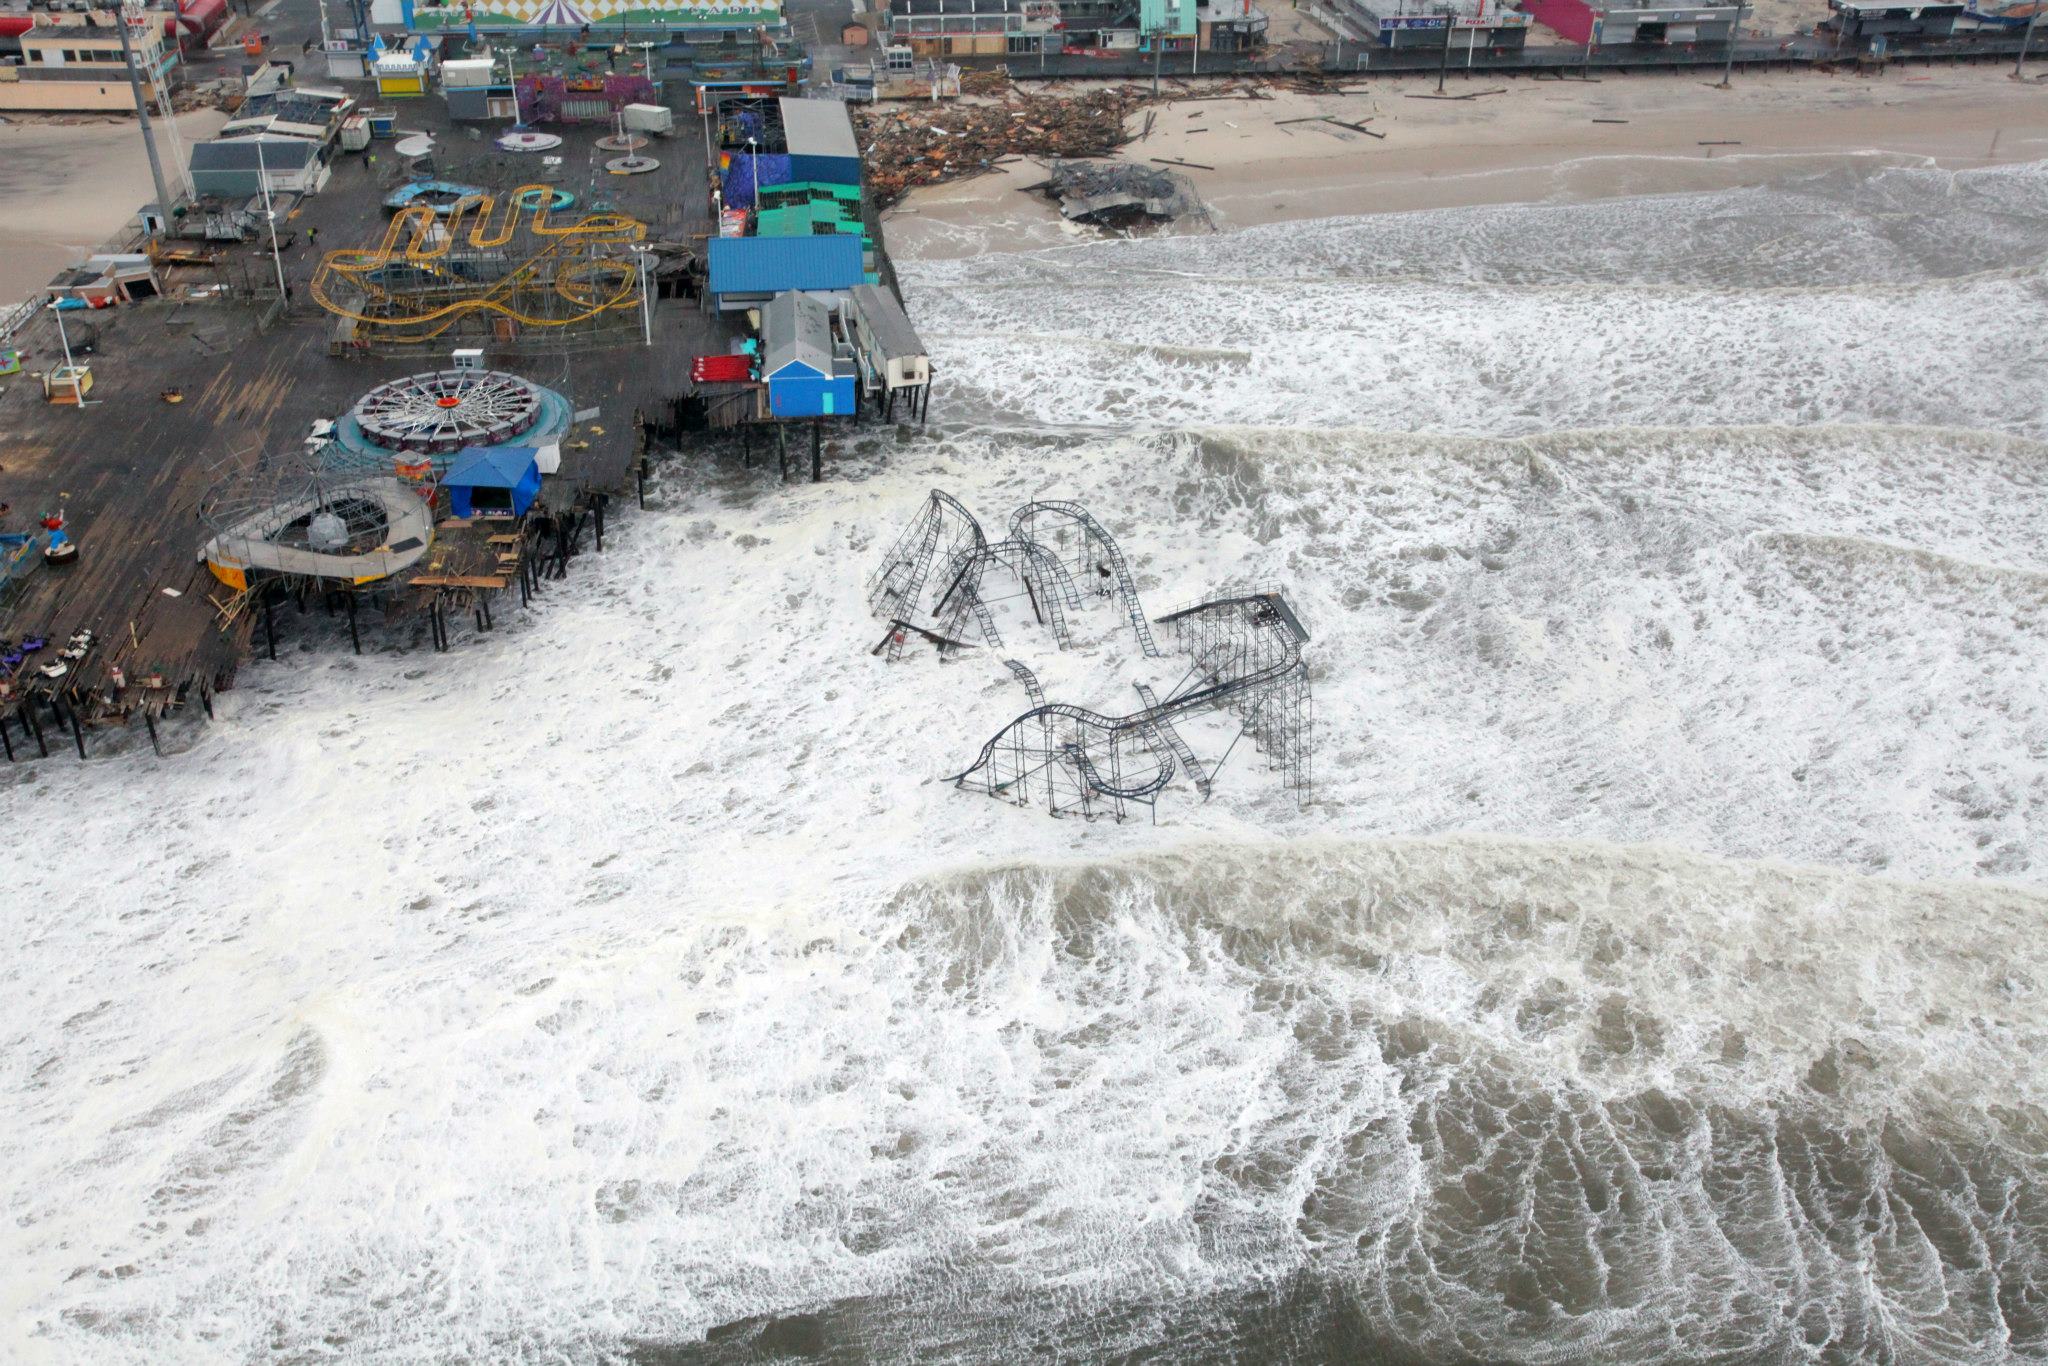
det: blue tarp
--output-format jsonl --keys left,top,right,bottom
{"left": 720, "top": 153, "right": 792, "bottom": 210}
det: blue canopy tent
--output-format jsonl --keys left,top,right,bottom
{"left": 444, "top": 446, "right": 542, "bottom": 518}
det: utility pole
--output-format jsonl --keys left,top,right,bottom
{"left": 1437, "top": 7, "right": 1453, "bottom": 91}
{"left": 1718, "top": 0, "right": 1744, "bottom": 85}
{"left": 2016, "top": 0, "right": 2041, "bottom": 77}
{"left": 1152, "top": 24, "right": 1163, "bottom": 95}
{"left": 116, "top": 5, "right": 174, "bottom": 234}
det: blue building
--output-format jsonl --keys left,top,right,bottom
{"left": 779, "top": 97, "right": 862, "bottom": 189}
{"left": 707, "top": 235, "right": 866, "bottom": 312}
{"left": 762, "top": 292, "right": 858, "bottom": 419}
{"left": 444, "top": 446, "right": 543, "bottom": 518}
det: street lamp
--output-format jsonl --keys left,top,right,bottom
{"left": 632, "top": 244, "right": 653, "bottom": 346}
{"left": 2016, "top": 0, "right": 2042, "bottom": 78}
{"left": 254, "top": 138, "right": 290, "bottom": 304}
{"left": 745, "top": 134, "right": 760, "bottom": 212}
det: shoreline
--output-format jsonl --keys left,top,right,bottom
{"left": 883, "top": 66, "right": 2048, "bottom": 261}
{"left": 0, "top": 110, "right": 228, "bottom": 310}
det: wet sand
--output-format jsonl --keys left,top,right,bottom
{"left": 0, "top": 110, "right": 228, "bottom": 308}
{"left": 884, "top": 66, "right": 2048, "bottom": 260}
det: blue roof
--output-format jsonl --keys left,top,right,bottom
{"left": 445, "top": 445, "right": 539, "bottom": 488}
{"left": 708, "top": 235, "right": 864, "bottom": 297}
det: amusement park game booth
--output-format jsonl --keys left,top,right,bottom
{"left": 443, "top": 446, "right": 542, "bottom": 518}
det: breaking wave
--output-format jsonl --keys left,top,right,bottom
{"left": 5, "top": 158, "right": 2048, "bottom": 1361}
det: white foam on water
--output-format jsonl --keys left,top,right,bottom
{"left": 4, "top": 159, "right": 2048, "bottom": 1361}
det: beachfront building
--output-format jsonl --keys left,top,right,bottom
{"left": 761, "top": 291, "right": 858, "bottom": 419}
{"left": 1590, "top": 1, "right": 1744, "bottom": 42}
{"left": 886, "top": 0, "right": 1265, "bottom": 53}
{"left": 0, "top": 12, "right": 176, "bottom": 113}
{"left": 886, "top": 0, "right": 1062, "bottom": 55}
{"left": 1195, "top": 0, "right": 1270, "bottom": 51}
{"left": 1334, "top": 0, "right": 1530, "bottom": 47}
{"left": 1826, "top": 0, "right": 1963, "bottom": 41}
{"left": 1516, "top": 0, "right": 1741, "bottom": 42}
{"left": 374, "top": 0, "right": 785, "bottom": 36}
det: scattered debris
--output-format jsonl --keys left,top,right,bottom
{"left": 856, "top": 88, "right": 1152, "bottom": 207}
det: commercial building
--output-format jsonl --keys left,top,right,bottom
{"left": 761, "top": 291, "right": 858, "bottom": 418}
{"left": 886, "top": 0, "right": 1061, "bottom": 55}
{"left": 187, "top": 136, "right": 328, "bottom": 198}
{"left": 707, "top": 234, "right": 867, "bottom": 311}
{"left": 1335, "top": 0, "right": 1530, "bottom": 47}
{"left": 1594, "top": 1, "right": 1743, "bottom": 42}
{"left": 1826, "top": 0, "right": 1964, "bottom": 39}
{"left": 0, "top": 12, "right": 176, "bottom": 113}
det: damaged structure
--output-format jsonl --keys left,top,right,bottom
{"left": 866, "top": 491, "right": 1313, "bottom": 820}
{"left": 1034, "top": 159, "right": 1204, "bottom": 227}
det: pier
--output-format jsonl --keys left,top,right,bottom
{"left": 0, "top": 65, "right": 914, "bottom": 760}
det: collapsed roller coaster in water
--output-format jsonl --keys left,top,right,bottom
{"left": 866, "top": 490, "right": 1314, "bottom": 821}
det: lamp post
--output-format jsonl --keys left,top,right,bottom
{"left": 633, "top": 245, "right": 653, "bottom": 346}
{"left": 1437, "top": 7, "right": 1454, "bottom": 91}
{"left": 2016, "top": 0, "right": 2042, "bottom": 77}
{"left": 51, "top": 300, "right": 76, "bottom": 376}
{"left": 745, "top": 134, "right": 760, "bottom": 212}
{"left": 254, "top": 138, "right": 290, "bottom": 304}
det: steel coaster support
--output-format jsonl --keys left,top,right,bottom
{"left": 1134, "top": 681, "right": 1210, "bottom": 798}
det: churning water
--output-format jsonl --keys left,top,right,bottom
{"left": 3, "top": 159, "right": 2046, "bottom": 1362}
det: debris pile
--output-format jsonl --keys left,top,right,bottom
{"left": 854, "top": 87, "right": 1152, "bottom": 207}
{"left": 1031, "top": 159, "right": 1203, "bottom": 227}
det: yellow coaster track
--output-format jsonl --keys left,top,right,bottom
{"left": 311, "top": 185, "right": 648, "bottom": 342}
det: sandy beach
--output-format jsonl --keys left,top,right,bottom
{"left": 0, "top": 110, "right": 228, "bottom": 308}
{"left": 884, "top": 66, "right": 2048, "bottom": 259}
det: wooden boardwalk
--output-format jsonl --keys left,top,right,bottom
{"left": 0, "top": 97, "right": 738, "bottom": 755}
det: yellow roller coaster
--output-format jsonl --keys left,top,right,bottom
{"left": 311, "top": 185, "right": 649, "bottom": 343}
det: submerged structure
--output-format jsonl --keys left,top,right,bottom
{"left": 866, "top": 491, "right": 1313, "bottom": 820}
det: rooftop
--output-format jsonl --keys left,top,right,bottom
{"left": 708, "top": 234, "right": 865, "bottom": 296}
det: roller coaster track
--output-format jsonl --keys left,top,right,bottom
{"left": 1005, "top": 659, "right": 1047, "bottom": 707}
{"left": 865, "top": 491, "right": 986, "bottom": 662}
{"left": 1134, "top": 681, "right": 1210, "bottom": 798}
{"left": 1009, "top": 501, "right": 1161, "bottom": 657}
{"left": 1069, "top": 741, "right": 1175, "bottom": 805}
{"left": 310, "top": 185, "right": 647, "bottom": 340}
{"left": 935, "top": 538, "right": 1079, "bottom": 651}
{"left": 946, "top": 594, "right": 1306, "bottom": 795}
